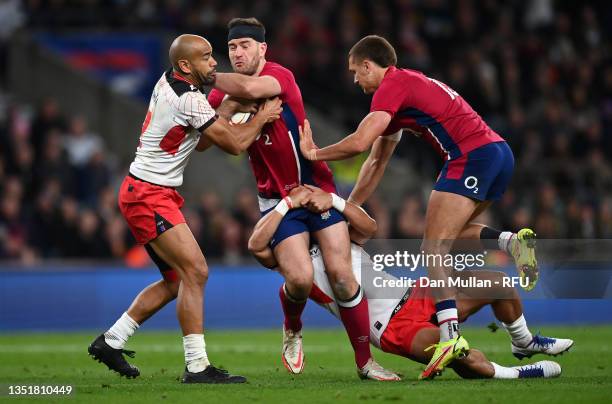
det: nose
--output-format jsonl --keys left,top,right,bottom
{"left": 210, "top": 56, "right": 217, "bottom": 67}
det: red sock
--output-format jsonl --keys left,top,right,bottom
{"left": 338, "top": 286, "right": 371, "bottom": 369}
{"left": 279, "top": 284, "right": 306, "bottom": 332}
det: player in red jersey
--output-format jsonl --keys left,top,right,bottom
{"left": 299, "top": 35, "right": 538, "bottom": 379}
{"left": 248, "top": 185, "right": 572, "bottom": 381}
{"left": 207, "top": 18, "right": 397, "bottom": 379}
{"left": 88, "top": 34, "right": 282, "bottom": 384}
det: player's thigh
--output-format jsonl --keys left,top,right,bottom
{"left": 274, "top": 232, "right": 314, "bottom": 289}
{"left": 423, "top": 190, "right": 479, "bottom": 254}
{"left": 468, "top": 200, "right": 492, "bottom": 222}
{"left": 312, "top": 221, "right": 352, "bottom": 275}
{"left": 148, "top": 223, "right": 207, "bottom": 283}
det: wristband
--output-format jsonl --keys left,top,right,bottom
{"left": 283, "top": 196, "right": 293, "bottom": 209}
{"left": 331, "top": 193, "right": 346, "bottom": 213}
{"left": 274, "top": 199, "right": 289, "bottom": 216}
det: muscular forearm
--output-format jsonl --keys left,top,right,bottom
{"left": 231, "top": 114, "right": 267, "bottom": 150}
{"left": 343, "top": 202, "right": 377, "bottom": 238}
{"left": 314, "top": 133, "right": 368, "bottom": 161}
{"left": 248, "top": 210, "right": 284, "bottom": 253}
{"left": 214, "top": 73, "right": 253, "bottom": 99}
{"left": 348, "top": 137, "right": 397, "bottom": 205}
{"left": 348, "top": 154, "right": 387, "bottom": 205}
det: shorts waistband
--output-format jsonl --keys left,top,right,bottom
{"left": 128, "top": 173, "right": 175, "bottom": 189}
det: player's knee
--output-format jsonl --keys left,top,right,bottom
{"left": 328, "top": 272, "right": 358, "bottom": 300}
{"left": 285, "top": 272, "right": 313, "bottom": 297}
{"left": 182, "top": 261, "right": 209, "bottom": 286}
{"left": 164, "top": 280, "right": 180, "bottom": 298}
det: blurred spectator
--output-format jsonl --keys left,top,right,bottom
{"left": 0, "top": 0, "right": 610, "bottom": 266}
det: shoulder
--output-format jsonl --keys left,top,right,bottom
{"left": 164, "top": 69, "right": 201, "bottom": 98}
{"left": 261, "top": 61, "right": 295, "bottom": 81}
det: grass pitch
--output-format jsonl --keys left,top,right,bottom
{"left": 0, "top": 326, "right": 610, "bottom": 403}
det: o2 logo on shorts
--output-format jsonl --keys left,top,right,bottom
{"left": 464, "top": 176, "right": 479, "bottom": 194}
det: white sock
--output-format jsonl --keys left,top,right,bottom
{"left": 492, "top": 362, "right": 519, "bottom": 379}
{"left": 183, "top": 334, "right": 210, "bottom": 373}
{"left": 502, "top": 314, "right": 532, "bottom": 347}
{"left": 437, "top": 308, "right": 459, "bottom": 342}
{"left": 104, "top": 312, "right": 139, "bottom": 349}
{"left": 498, "top": 232, "right": 515, "bottom": 254}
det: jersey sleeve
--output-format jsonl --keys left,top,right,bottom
{"left": 179, "top": 92, "right": 217, "bottom": 131}
{"left": 208, "top": 89, "right": 225, "bottom": 109}
{"left": 260, "top": 65, "right": 293, "bottom": 97}
{"left": 370, "top": 78, "right": 410, "bottom": 118}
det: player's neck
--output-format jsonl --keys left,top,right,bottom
{"left": 172, "top": 70, "right": 199, "bottom": 87}
{"left": 254, "top": 59, "right": 267, "bottom": 76}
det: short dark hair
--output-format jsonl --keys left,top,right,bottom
{"left": 349, "top": 35, "right": 397, "bottom": 67}
{"left": 227, "top": 17, "right": 266, "bottom": 33}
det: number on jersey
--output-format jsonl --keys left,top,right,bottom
{"left": 429, "top": 77, "right": 459, "bottom": 100}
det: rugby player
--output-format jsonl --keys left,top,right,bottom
{"left": 248, "top": 185, "right": 573, "bottom": 380}
{"left": 298, "top": 35, "right": 538, "bottom": 379}
{"left": 88, "top": 34, "right": 282, "bottom": 384}
{"left": 207, "top": 18, "right": 397, "bottom": 379}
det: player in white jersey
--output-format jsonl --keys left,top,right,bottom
{"left": 88, "top": 34, "right": 282, "bottom": 384}
{"left": 248, "top": 185, "right": 573, "bottom": 380}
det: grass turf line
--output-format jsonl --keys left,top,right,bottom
{"left": 0, "top": 326, "right": 610, "bottom": 403}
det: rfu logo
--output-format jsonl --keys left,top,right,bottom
{"left": 189, "top": 84, "right": 197, "bottom": 91}
{"left": 321, "top": 211, "right": 331, "bottom": 220}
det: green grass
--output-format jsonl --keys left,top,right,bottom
{"left": 0, "top": 326, "right": 610, "bottom": 403}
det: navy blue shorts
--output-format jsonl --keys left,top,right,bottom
{"left": 262, "top": 206, "right": 345, "bottom": 249}
{"left": 435, "top": 141, "right": 514, "bottom": 201}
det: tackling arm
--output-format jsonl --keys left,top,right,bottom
{"left": 299, "top": 111, "right": 392, "bottom": 161}
{"left": 199, "top": 97, "right": 282, "bottom": 155}
{"left": 348, "top": 132, "right": 400, "bottom": 206}
{"left": 214, "top": 73, "right": 281, "bottom": 99}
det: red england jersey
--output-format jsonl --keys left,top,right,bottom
{"left": 371, "top": 67, "right": 504, "bottom": 160}
{"left": 209, "top": 62, "right": 336, "bottom": 205}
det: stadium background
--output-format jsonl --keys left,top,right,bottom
{"left": 1, "top": 0, "right": 611, "bottom": 333}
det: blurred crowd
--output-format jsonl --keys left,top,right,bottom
{"left": 1, "top": 0, "right": 610, "bottom": 264}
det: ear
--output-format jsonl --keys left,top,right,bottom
{"left": 177, "top": 59, "right": 192, "bottom": 75}
{"left": 260, "top": 42, "right": 268, "bottom": 57}
{"left": 363, "top": 59, "right": 372, "bottom": 73}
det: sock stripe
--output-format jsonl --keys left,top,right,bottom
{"left": 438, "top": 318, "right": 458, "bottom": 325}
{"left": 337, "top": 286, "right": 363, "bottom": 309}
{"left": 435, "top": 299, "right": 456, "bottom": 311}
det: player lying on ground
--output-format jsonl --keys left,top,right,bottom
{"left": 248, "top": 186, "right": 574, "bottom": 380}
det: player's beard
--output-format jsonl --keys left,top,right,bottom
{"left": 233, "top": 52, "right": 261, "bottom": 76}
{"left": 196, "top": 69, "right": 217, "bottom": 86}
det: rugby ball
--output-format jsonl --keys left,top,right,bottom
{"left": 230, "top": 112, "right": 253, "bottom": 125}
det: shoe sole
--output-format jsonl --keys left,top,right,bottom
{"left": 281, "top": 353, "right": 305, "bottom": 374}
{"left": 88, "top": 345, "right": 140, "bottom": 379}
{"left": 517, "top": 229, "right": 538, "bottom": 291}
